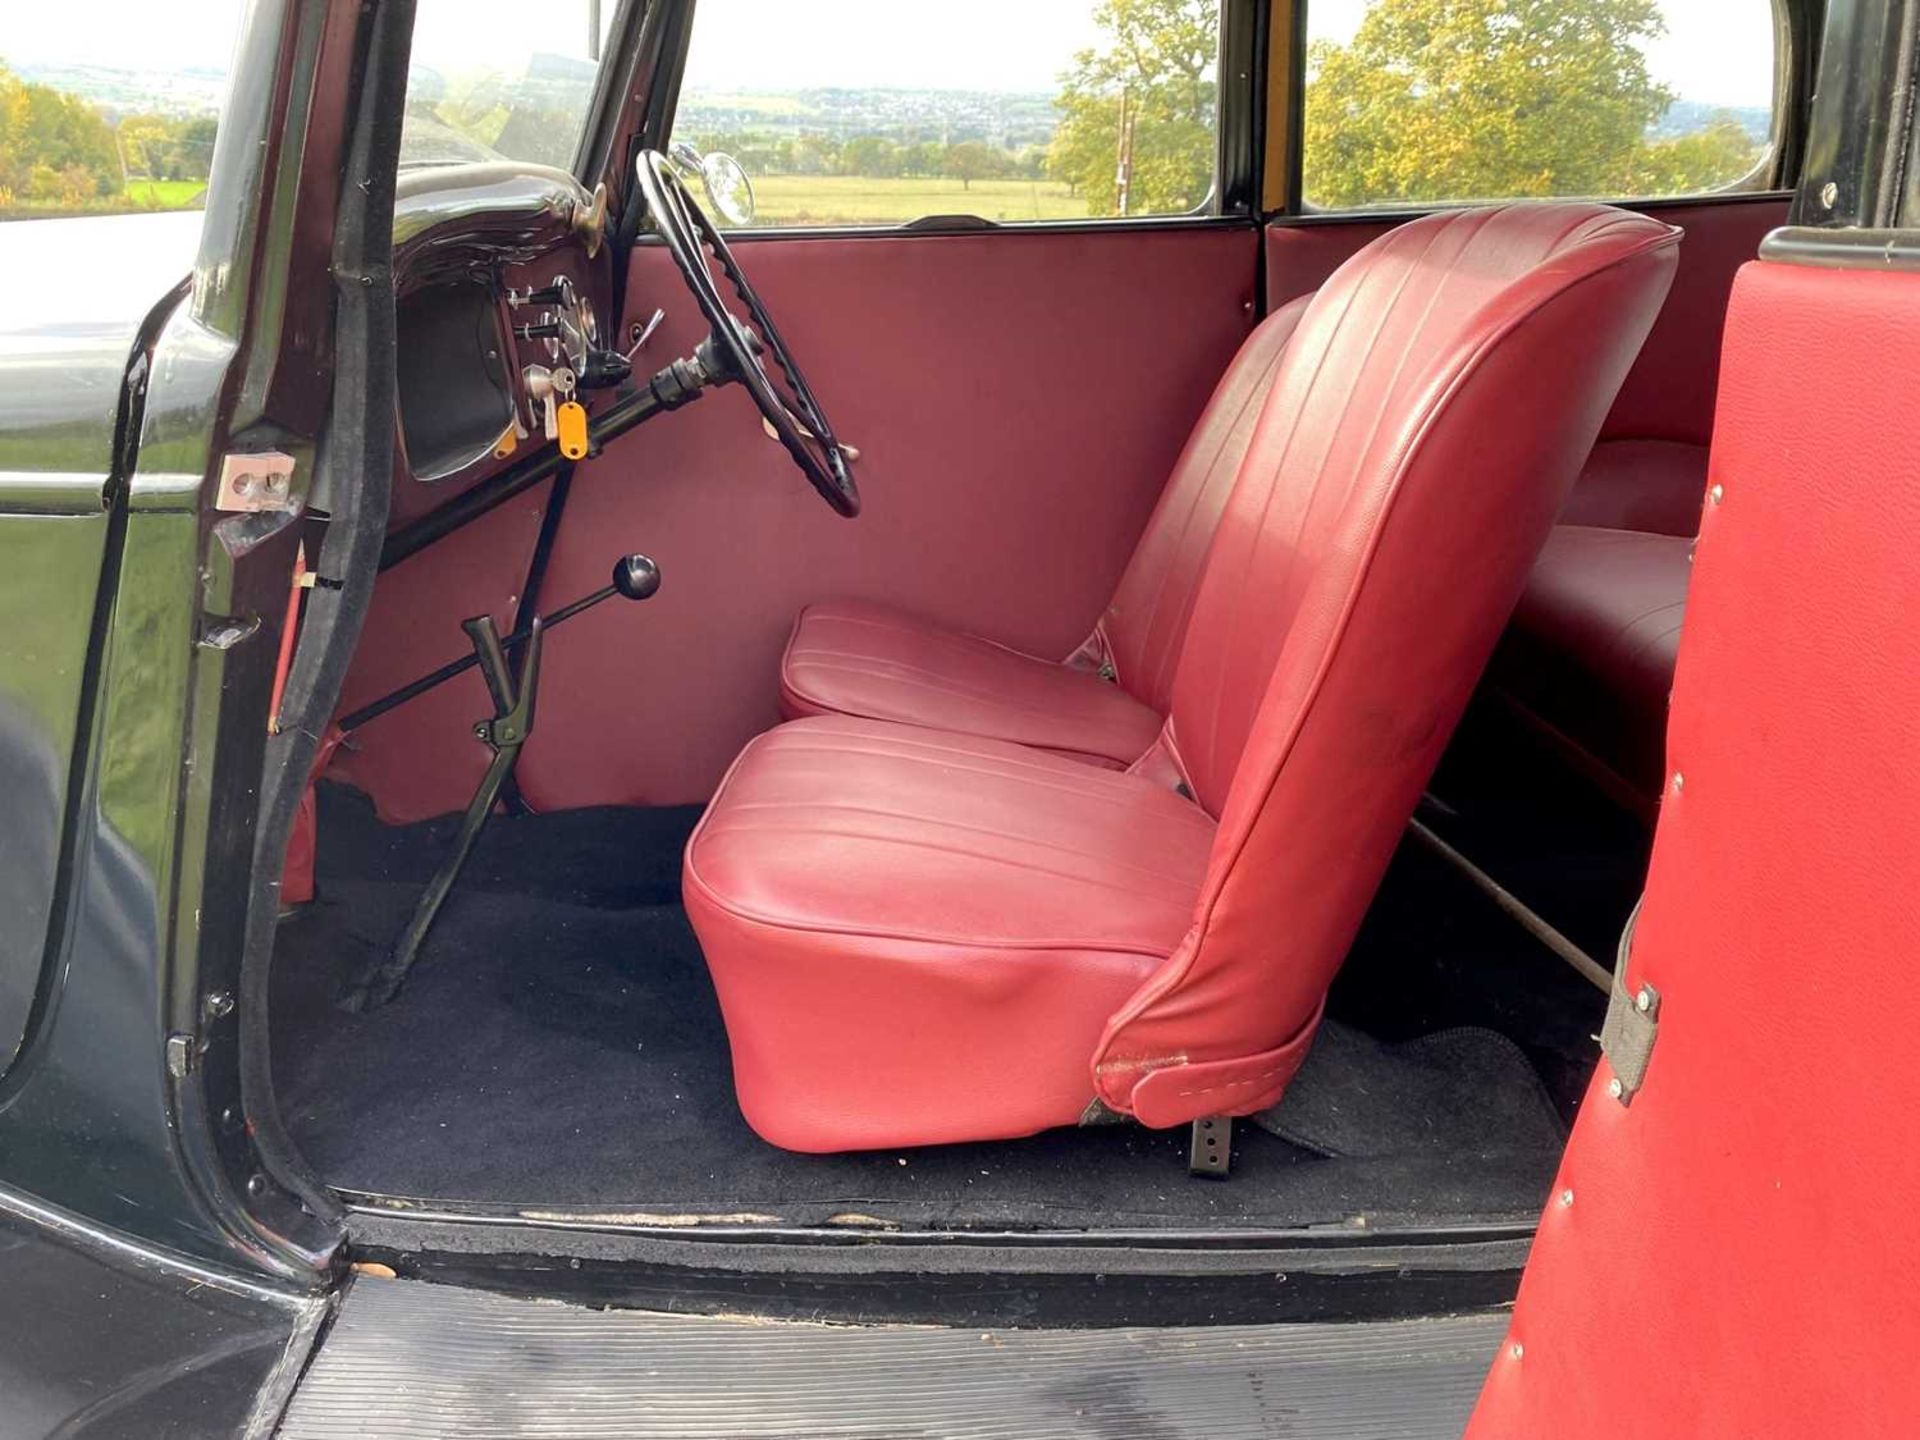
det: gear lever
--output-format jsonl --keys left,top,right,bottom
{"left": 338, "top": 555, "right": 660, "bottom": 1012}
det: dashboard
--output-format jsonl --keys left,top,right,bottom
{"left": 388, "top": 163, "right": 618, "bottom": 502}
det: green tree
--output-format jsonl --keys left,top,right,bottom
{"left": 902, "top": 140, "right": 946, "bottom": 178}
{"left": 789, "top": 134, "right": 841, "bottom": 176}
{"left": 1304, "top": 0, "right": 1674, "bottom": 207}
{"left": 1625, "top": 116, "right": 1764, "bottom": 194}
{"left": 173, "top": 115, "right": 219, "bottom": 182}
{"left": 941, "top": 140, "right": 1009, "bottom": 191}
{"left": 116, "top": 114, "right": 216, "bottom": 183}
{"left": 117, "top": 115, "right": 172, "bottom": 178}
{"left": 841, "top": 135, "right": 901, "bottom": 178}
{"left": 1048, "top": 0, "right": 1219, "bottom": 217}
{"left": 0, "top": 64, "right": 121, "bottom": 203}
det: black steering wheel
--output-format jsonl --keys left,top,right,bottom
{"left": 633, "top": 149, "right": 860, "bottom": 517}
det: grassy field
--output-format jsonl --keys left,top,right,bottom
{"left": 0, "top": 178, "right": 205, "bottom": 221}
{"left": 4, "top": 175, "right": 1074, "bottom": 226}
{"left": 748, "top": 175, "right": 1088, "bottom": 227}
{"left": 123, "top": 178, "right": 206, "bottom": 208}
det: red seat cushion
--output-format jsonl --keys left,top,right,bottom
{"left": 1496, "top": 526, "right": 1692, "bottom": 808}
{"left": 779, "top": 600, "right": 1164, "bottom": 768}
{"left": 683, "top": 716, "right": 1215, "bottom": 1151}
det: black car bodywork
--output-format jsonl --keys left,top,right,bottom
{"left": 0, "top": 0, "right": 1911, "bottom": 1433}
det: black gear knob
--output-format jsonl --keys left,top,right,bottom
{"left": 613, "top": 553, "right": 661, "bottom": 601}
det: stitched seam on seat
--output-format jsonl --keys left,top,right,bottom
{"left": 709, "top": 800, "right": 1211, "bottom": 889}
{"left": 777, "top": 699, "right": 1138, "bottom": 769}
{"left": 1216, "top": 211, "right": 1486, "bottom": 771}
{"left": 1172, "top": 1065, "right": 1297, "bottom": 1099}
{"left": 1124, "top": 327, "right": 1298, "bottom": 704}
{"left": 1188, "top": 256, "right": 1382, "bottom": 789}
{"left": 787, "top": 654, "right": 1150, "bottom": 727}
{"left": 741, "top": 743, "right": 1219, "bottom": 831}
{"left": 748, "top": 723, "right": 1210, "bottom": 794}
{"left": 796, "top": 609, "right": 1052, "bottom": 666}
{"left": 702, "top": 821, "right": 1201, "bottom": 904}
{"left": 1200, "top": 212, "right": 1467, "bottom": 792}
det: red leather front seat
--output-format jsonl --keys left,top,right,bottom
{"left": 686, "top": 206, "right": 1682, "bottom": 1152}
{"left": 778, "top": 295, "right": 1313, "bottom": 767}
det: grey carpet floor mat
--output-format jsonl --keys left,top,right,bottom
{"left": 270, "top": 786, "right": 1573, "bottom": 1229}
{"left": 1258, "top": 1019, "right": 1567, "bottom": 1159}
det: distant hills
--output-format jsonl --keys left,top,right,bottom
{"left": 9, "top": 60, "right": 225, "bottom": 118}
{"left": 6, "top": 58, "right": 1774, "bottom": 154}
{"left": 677, "top": 88, "right": 1063, "bottom": 150}
{"left": 1654, "top": 100, "right": 1773, "bottom": 143}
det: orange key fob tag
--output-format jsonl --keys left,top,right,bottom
{"left": 557, "top": 400, "right": 589, "bottom": 461}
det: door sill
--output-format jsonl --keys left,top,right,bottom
{"left": 343, "top": 1195, "right": 1535, "bottom": 1328}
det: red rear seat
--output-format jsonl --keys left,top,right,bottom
{"left": 1497, "top": 520, "right": 1695, "bottom": 811}
{"left": 1486, "top": 440, "right": 1706, "bottom": 812}
{"left": 1557, "top": 438, "right": 1708, "bottom": 537}
{"left": 1464, "top": 201, "right": 1772, "bottom": 815}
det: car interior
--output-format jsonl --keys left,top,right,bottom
{"left": 254, "top": 0, "right": 1805, "bottom": 1246}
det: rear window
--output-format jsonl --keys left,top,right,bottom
{"left": 1302, "top": 0, "right": 1781, "bottom": 210}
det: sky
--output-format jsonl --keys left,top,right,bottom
{"left": 680, "top": 0, "right": 1109, "bottom": 93}
{"left": 3, "top": 0, "right": 243, "bottom": 73}
{"left": 5, "top": 0, "right": 1777, "bottom": 108}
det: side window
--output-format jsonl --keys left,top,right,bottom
{"left": 668, "top": 0, "right": 1225, "bottom": 230}
{"left": 0, "top": 4, "right": 243, "bottom": 221}
{"left": 1302, "top": 0, "right": 1781, "bottom": 210}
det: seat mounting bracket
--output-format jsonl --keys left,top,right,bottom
{"left": 1189, "top": 1116, "right": 1233, "bottom": 1178}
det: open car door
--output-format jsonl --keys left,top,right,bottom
{"left": 1468, "top": 4, "right": 1920, "bottom": 1434}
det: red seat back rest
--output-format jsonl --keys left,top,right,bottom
{"left": 1093, "top": 207, "right": 1682, "bottom": 1123}
{"left": 1099, "top": 297, "right": 1311, "bottom": 711}
{"left": 1468, "top": 258, "right": 1920, "bottom": 1438}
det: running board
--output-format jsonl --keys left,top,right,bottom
{"left": 278, "top": 1275, "right": 1504, "bottom": 1438}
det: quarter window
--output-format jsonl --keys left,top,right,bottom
{"left": 1302, "top": 0, "right": 1781, "bottom": 210}
{"left": 668, "top": 0, "right": 1226, "bottom": 229}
